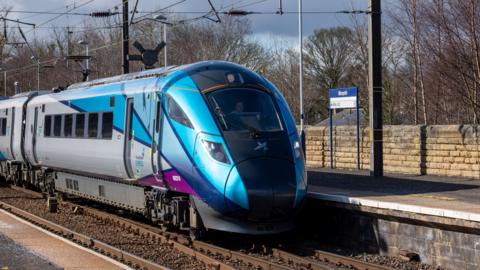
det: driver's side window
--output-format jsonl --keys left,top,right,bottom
{"left": 166, "top": 95, "right": 193, "bottom": 129}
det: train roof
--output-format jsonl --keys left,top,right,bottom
{"left": 67, "top": 65, "right": 179, "bottom": 90}
{"left": 12, "top": 91, "right": 51, "bottom": 98}
{"left": 66, "top": 61, "right": 256, "bottom": 92}
{"left": 0, "top": 91, "right": 50, "bottom": 103}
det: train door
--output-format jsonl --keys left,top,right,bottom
{"left": 151, "top": 99, "right": 163, "bottom": 175}
{"left": 123, "top": 97, "right": 135, "bottom": 179}
{"left": 32, "top": 107, "right": 39, "bottom": 163}
{"left": 9, "top": 107, "right": 15, "bottom": 160}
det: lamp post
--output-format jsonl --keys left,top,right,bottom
{"left": 0, "top": 69, "right": 5, "bottom": 96}
{"left": 31, "top": 56, "right": 40, "bottom": 90}
{"left": 298, "top": 0, "right": 305, "bottom": 152}
{"left": 14, "top": 81, "right": 19, "bottom": 95}
{"left": 153, "top": 15, "right": 168, "bottom": 68}
{"left": 78, "top": 40, "right": 90, "bottom": 81}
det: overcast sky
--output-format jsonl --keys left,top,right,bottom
{"left": 3, "top": 0, "right": 391, "bottom": 45}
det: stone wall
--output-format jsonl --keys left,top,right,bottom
{"left": 300, "top": 200, "right": 480, "bottom": 270}
{"left": 305, "top": 125, "right": 480, "bottom": 179}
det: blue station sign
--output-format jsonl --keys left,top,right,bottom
{"left": 329, "top": 87, "right": 358, "bottom": 109}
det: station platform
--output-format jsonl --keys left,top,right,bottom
{"left": 0, "top": 209, "right": 130, "bottom": 270}
{"left": 305, "top": 168, "right": 480, "bottom": 269}
{"left": 307, "top": 168, "right": 480, "bottom": 223}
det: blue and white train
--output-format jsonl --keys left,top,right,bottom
{"left": 0, "top": 61, "right": 307, "bottom": 236}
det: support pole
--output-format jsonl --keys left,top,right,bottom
{"left": 37, "top": 62, "right": 40, "bottom": 90}
{"left": 329, "top": 109, "right": 334, "bottom": 169}
{"left": 356, "top": 89, "right": 361, "bottom": 170}
{"left": 66, "top": 27, "right": 70, "bottom": 69}
{"left": 298, "top": 0, "right": 305, "bottom": 153}
{"left": 164, "top": 24, "right": 167, "bottom": 68}
{"left": 122, "top": 0, "right": 130, "bottom": 74}
{"left": 3, "top": 71, "right": 6, "bottom": 96}
{"left": 14, "top": 81, "right": 18, "bottom": 95}
{"left": 85, "top": 44, "right": 90, "bottom": 81}
{"left": 368, "top": 0, "right": 383, "bottom": 177}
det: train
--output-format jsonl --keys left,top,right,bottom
{"left": 0, "top": 61, "right": 307, "bottom": 237}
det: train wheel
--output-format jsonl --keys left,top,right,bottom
{"left": 47, "top": 196, "right": 58, "bottom": 213}
{"left": 160, "top": 223, "right": 173, "bottom": 233}
{"left": 189, "top": 227, "right": 206, "bottom": 241}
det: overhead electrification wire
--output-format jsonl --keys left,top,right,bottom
{"left": 8, "top": 6, "right": 371, "bottom": 18}
{"left": 5, "top": 0, "right": 371, "bottom": 77}
{"left": 129, "top": 0, "right": 140, "bottom": 26}
{"left": 132, "top": 10, "right": 372, "bottom": 15}
{"left": 16, "top": 0, "right": 92, "bottom": 20}
{"left": 4, "top": 37, "right": 125, "bottom": 74}
{"left": 9, "top": 11, "right": 91, "bottom": 16}
{"left": 21, "top": 0, "right": 95, "bottom": 35}
{"left": 131, "top": 0, "right": 187, "bottom": 23}
{"left": 206, "top": 0, "right": 221, "bottom": 23}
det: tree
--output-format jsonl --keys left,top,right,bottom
{"left": 302, "top": 27, "right": 355, "bottom": 123}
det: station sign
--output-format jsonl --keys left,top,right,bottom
{"left": 329, "top": 87, "right": 358, "bottom": 109}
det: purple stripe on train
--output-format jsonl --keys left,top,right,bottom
{"left": 137, "top": 174, "right": 166, "bottom": 188}
{"left": 137, "top": 170, "right": 198, "bottom": 197}
{"left": 163, "top": 169, "right": 199, "bottom": 196}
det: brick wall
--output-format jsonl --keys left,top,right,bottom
{"left": 305, "top": 125, "right": 480, "bottom": 179}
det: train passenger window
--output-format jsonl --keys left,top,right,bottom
{"left": 44, "top": 116, "right": 52, "bottom": 137}
{"left": 0, "top": 118, "right": 6, "bottom": 136}
{"left": 53, "top": 115, "right": 62, "bottom": 137}
{"left": 101, "top": 112, "right": 113, "bottom": 139}
{"left": 166, "top": 96, "right": 193, "bottom": 129}
{"left": 75, "top": 114, "right": 85, "bottom": 137}
{"left": 88, "top": 113, "right": 98, "bottom": 138}
{"left": 64, "top": 114, "right": 73, "bottom": 137}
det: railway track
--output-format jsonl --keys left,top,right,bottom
{"left": 3, "top": 185, "right": 394, "bottom": 270}
{"left": 0, "top": 200, "right": 168, "bottom": 270}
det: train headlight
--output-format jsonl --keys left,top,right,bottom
{"left": 294, "top": 140, "right": 302, "bottom": 159}
{"left": 202, "top": 140, "right": 230, "bottom": 164}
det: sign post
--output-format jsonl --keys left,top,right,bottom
{"left": 329, "top": 87, "right": 360, "bottom": 170}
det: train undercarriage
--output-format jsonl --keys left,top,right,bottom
{"left": 0, "top": 161, "right": 205, "bottom": 238}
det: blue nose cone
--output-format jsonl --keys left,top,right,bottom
{"left": 225, "top": 167, "right": 249, "bottom": 210}
{"left": 225, "top": 158, "right": 297, "bottom": 221}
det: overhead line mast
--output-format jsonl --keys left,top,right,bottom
{"left": 368, "top": 0, "right": 383, "bottom": 177}
{"left": 123, "top": 0, "right": 130, "bottom": 74}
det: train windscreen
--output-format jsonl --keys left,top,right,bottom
{"left": 206, "top": 89, "right": 283, "bottom": 132}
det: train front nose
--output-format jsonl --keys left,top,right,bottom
{"left": 225, "top": 158, "right": 297, "bottom": 221}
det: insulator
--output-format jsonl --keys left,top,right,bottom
{"left": 90, "top": 11, "right": 117, "bottom": 17}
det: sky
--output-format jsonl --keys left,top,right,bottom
{"left": 2, "top": 0, "right": 389, "bottom": 47}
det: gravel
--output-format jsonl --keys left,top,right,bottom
{"left": 204, "top": 230, "right": 446, "bottom": 270}
{"left": 0, "top": 184, "right": 446, "bottom": 270}
{"left": 0, "top": 186, "right": 206, "bottom": 270}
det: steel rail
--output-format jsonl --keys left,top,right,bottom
{"left": 0, "top": 201, "right": 168, "bottom": 270}
{"left": 9, "top": 186, "right": 235, "bottom": 270}
{"left": 74, "top": 201, "right": 292, "bottom": 270}
{"left": 192, "top": 241, "right": 293, "bottom": 270}
{"left": 7, "top": 186, "right": 394, "bottom": 270}
{"left": 295, "top": 247, "right": 394, "bottom": 270}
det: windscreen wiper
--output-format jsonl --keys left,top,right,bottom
{"left": 211, "top": 98, "right": 228, "bottom": 129}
